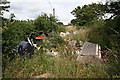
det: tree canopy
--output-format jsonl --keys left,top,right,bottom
{"left": 71, "top": 3, "right": 107, "bottom": 26}
{"left": 34, "top": 13, "right": 58, "bottom": 33}
{"left": 0, "top": 0, "right": 10, "bottom": 17}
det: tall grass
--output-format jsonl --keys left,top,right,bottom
{"left": 64, "top": 28, "right": 90, "bottom": 42}
{"left": 3, "top": 46, "right": 108, "bottom": 78}
{"left": 65, "top": 25, "right": 77, "bottom": 32}
{"left": 3, "top": 25, "right": 108, "bottom": 78}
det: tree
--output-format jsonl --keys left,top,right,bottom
{"left": 71, "top": 3, "right": 107, "bottom": 26}
{"left": 34, "top": 13, "right": 58, "bottom": 33}
{"left": 87, "top": 0, "right": 120, "bottom": 77}
{"left": 105, "top": 1, "right": 120, "bottom": 77}
{"left": 0, "top": 0, "right": 10, "bottom": 29}
{"left": 57, "top": 22, "right": 63, "bottom": 26}
{"left": 0, "top": 0, "right": 10, "bottom": 17}
{"left": 70, "top": 19, "right": 79, "bottom": 26}
{"left": 106, "top": 0, "right": 120, "bottom": 19}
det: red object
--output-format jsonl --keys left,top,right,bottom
{"left": 35, "top": 35, "right": 46, "bottom": 39}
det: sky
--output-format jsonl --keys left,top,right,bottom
{"left": 3, "top": 0, "right": 106, "bottom": 25}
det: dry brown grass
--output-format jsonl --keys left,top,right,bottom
{"left": 65, "top": 25, "right": 77, "bottom": 32}
{"left": 64, "top": 28, "right": 90, "bottom": 42}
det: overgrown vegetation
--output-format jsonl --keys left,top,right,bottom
{"left": 71, "top": 0, "right": 120, "bottom": 78}
{"left": 3, "top": 49, "right": 108, "bottom": 78}
{"left": 2, "top": 0, "right": 120, "bottom": 78}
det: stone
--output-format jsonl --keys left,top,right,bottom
{"left": 77, "top": 42, "right": 102, "bottom": 64}
{"left": 68, "top": 40, "right": 77, "bottom": 47}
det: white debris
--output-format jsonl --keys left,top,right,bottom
{"left": 75, "top": 50, "right": 80, "bottom": 55}
{"left": 37, "top": 47, "right": 40, "bottom": 50}
{"left": 52, "top": 51, "right": 58, "bottom": 56}
{"left": 60, "top": 32, "right": 71, "bottom": 37}
{"left": 46, "top": 49, "right": 58, "bottom": 56}
{"left": 79, "top": 41, "right": 84, "bottom": 46}
{"left": 60, "top": 32, "right": 66, "bottom": 37}
{"left": 33, "top": 44, "right": 37, "bottom": 48}
{"left": 73, "top": 31, "right": 78, "bottom": 35}
{"left": 66, "top": 32, "right": 70, "bottom": 35}
{"left": 68, "top": 40, "right": 77, "bottom": 47}
{"left": 32, "top": 73, "right": 51, "bottom": 78}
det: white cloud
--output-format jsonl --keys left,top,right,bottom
{"left": 5, "top": 0, "right": 105, "bottom": 25}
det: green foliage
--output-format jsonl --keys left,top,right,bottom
{"left": 3, "top": 0, "right": 120, "bottom": 78}
{"left": 105, "top": 19, "right": 120, "bottom": 77}
{"left": 0, "top": 0, "right": 10, "bottom": 16}
{"left": 87, "top": 1, "right": 120, "bottom": 77}
{"left": 2, "top": 20, "right": 35, "bottom": 57}
{"left": 57, "top": 22, "right": 63, "bottom": 25}
{"left": 3, "top": 48, "right": 107, "bottom": 78}
{"left": 34, "top": 13, "right": 58, "bottom": 33}
{"left": 42, "top": 32, "right": 65, "bottom": 49}
{"left": 70, "top": 19, "right": 80, "bottom": 26}
{"left": 70, "top": 0, "right": 120, "bottom": 77}
{"left": 87, "top": 20, "right": 110, "bottom": 47}
{"left": 71, "top": 3, "right": 107, "bottom": 26}
{"left": 56, "top": 22, "right": 66, "bottom": 32}
{"left": 106, "top": 0, "right": 120, "bottom": 17}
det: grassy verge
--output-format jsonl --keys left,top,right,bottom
{"left": 3, "top": 48, "right": 108, "bottom": 78}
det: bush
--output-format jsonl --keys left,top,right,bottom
{"left": 2, "top": 20, "right": 35, "bottom": 56}
{"left": 34, "top": 13, "right": 59, "bottom": 33}
{"left": 42, "top": 32, "right": 65, "bottom": 50}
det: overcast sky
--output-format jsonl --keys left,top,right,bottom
{"left": 4, "top": 0, "right": 106, "bottom": 25}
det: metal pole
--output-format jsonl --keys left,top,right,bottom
{"left": 53, "top": 8, "right": 55, "bottom": 17}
